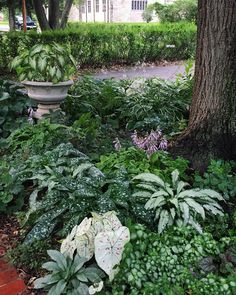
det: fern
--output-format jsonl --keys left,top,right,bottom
{"left": 133, "top": 169, "right": 224, "bottom": 234}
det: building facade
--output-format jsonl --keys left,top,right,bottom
{"left": 69, "top": 0, "right": 174, "bottom": 23}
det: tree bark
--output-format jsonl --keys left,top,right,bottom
{"left": 60, "top": 0, "right": 73, "bottom": 29}
{"left": 171, "top": 0, "right": 236, "bottom": 171}
{"left": 8, "top": 0, "right": 15, "bottom": 31}
{"left": 32, "top": 0, "right": 50, "bottom": 31}
{"left": 49, "top": 0, "right": 60, "bottom": 29}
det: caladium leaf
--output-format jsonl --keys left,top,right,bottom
{"left": 95, "top": 226, "right": 130, "bottom": 276}
{"left": 75, "top": 234, "right": 95, "bottom": 261}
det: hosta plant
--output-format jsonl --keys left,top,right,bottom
{"left": 11, "top": 42, "right": 76, "bottom": 83}
{"left": 34, "top": 250, "right": 104, "bottom": 295}
{"left": 132, "top": 170, "right": 224, "bottom": 234}
{"left": 61, "top": 211, "right": 130, "bottom": 278}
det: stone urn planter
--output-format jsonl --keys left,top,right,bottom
{"left": 22, "top": 80, "right": 73, "bottom": 119}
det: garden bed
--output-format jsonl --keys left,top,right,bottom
{"left": 1, "top": 73, "right": 236, "bottom": 294}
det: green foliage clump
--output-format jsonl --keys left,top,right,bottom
{"left": 64, "top": 74, "right": 193, "bottom": 135}
{"left": 34, "top": 250, "right": 104, "bottom": 295}
{"left": 0, "top": 80, "right": 30, "bottom": 138}
{"left": 0, "top": 22, "right": 196, "bottom": 71}
{"left": 194, "top": 160, "right": 236, "bottom": 200}
{"left": 7, "top": 239, "right": 52, "bottom": 271}
{"left": 133, "top": 170, "right": 224, "bottom": 234}
{"left": 97, "top": 148, "right": 189, "bottom": 182}
{"left": 11, "top": 42, "right": 76, "bottom": 83}
{"left": 153, "top": 0, "right": 197, "bottom": 23}
{"left": 106, "top": 224, "right": 226, "bottom": 294}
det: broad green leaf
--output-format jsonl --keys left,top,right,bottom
{"left": 78, "top": 282, "right": 90, "bottom": 295}
{"left": 42, "top": 261, "right": 60, "bottom": 272}
{"left": 84, "top": 267, "right": 102, "bottom": 283}
{"left": 34, "top": 275, "right": 52, "bottom": 289}
{"left": 47, "top": 250, "right": 67, "bottom": 270}
{"left": 54, "top": 279, "right": 67, "bottom": 295}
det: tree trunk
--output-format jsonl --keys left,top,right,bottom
{"left": 33, "top": 0, "right": 50, "bottom": 31}
{"left": 49, "top": 0, "right": 60, "bottom": 29}
{"left": 60, "top": 0, "right": 73, "bottom": 29}
{"left": 171, "top": 0, "right": 236, "bottom": 171}
{"left": 8, "top": 0, "right": 15, "bottom": 31}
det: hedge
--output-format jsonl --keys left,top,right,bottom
{"left": 0, "top": 22, "right": 196, "bottom": 71}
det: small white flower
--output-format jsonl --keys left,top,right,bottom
{"left": 89, "top": 281, "right": 104, "bottom": 294}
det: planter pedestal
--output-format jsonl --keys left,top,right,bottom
{"left": 33, "top": 103, "right": 61, "bottom": 119}
{"left": 22, "top": 80, "right": 73, "bottom": 119}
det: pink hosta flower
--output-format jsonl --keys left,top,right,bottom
{"left": 131, "top": 129, "right": 168, "bottom": 157}
{"left": 113, "top": 137, "right": 122, "bottom": 151}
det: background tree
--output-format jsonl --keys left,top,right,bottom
{"left": 153, "top": 0, "right": 197, "bottom": 23}
{"left": 172, "top": 0, "right": 236, "bottom": 171}
{"left": 33, "top": 0, "right": 84, "bottom": 31}
{"left": 142, "top": 5, "right": 154, "bottom": 23}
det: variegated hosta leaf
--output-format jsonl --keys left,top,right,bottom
{"left": 94, "top": 226, "right": 130, "bottom": 277}
{"left": 199, "top": 189, "right": 224, "bottom": 201}
{"left": 176, "top": 181, "right": 189, "bottom": 194}
{"left": 136, "top": 183, "right": 157, "bottom": 192}
{"left": 188, "top": 217, "right": 203, "bottom": 234}
{"left": 171, "top": 169, "right": 179, "bottom": 188}
{"left": 133, "top": 173, "right": 165, "bottom": 188}
{"left": 185, "top": 198, "right": 205, "bottom": 219}
{"left": 169, "top": 198, "right": 179, "bottom": 209}
{"left": 158, "top": 210, "right": 170, "bottom": 234}
{"left": 179, "top": 202, "right": 190, "bottom": 224}
{"left": 203, "top": 204, "right": 224, "bottom": 216}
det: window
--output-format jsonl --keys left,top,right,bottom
{"left": 131, "top": 0, "right": 147, "bottom": 10}
{"left": 96, "top": 0, "right": 99, "bottom": 12}
{"left": 103, "top": 0, "right": 106, "bottom": 12}
{"left": 88, "top": 0, "right": 91, "bottom": 13}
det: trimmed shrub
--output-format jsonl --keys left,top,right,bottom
{"left": 0, "top": 22, "right": 196, "bottom": 71}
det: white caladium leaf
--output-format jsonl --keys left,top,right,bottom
{"left": 91, "top": 211, "right": 122, "bottom": 233}
{"left": 60, "top": 239, "right": 76, "bottom": 259}
{"left": 95, "top": 226, "right": 130, "bottom": 277}
{"left": 102, "top": 211, "right": 122, "bottom": 231}
{"left": 75, "top": 217, "right": 93, "bottom": 236}
{"left": 88, "top": 281, "right": 104, "bottom": 295}
{"left": 75, "top": 232, "right": 95, "bottom": 261}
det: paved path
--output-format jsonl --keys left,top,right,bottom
{"left": 0, "top": 24, "right": 9, "bottom": 32}
{"left": 91, "top": 64, "right": 186, "bottom": 80}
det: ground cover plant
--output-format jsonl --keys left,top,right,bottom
{"left": 1, "top": 69, "right": 236, "bottom": 294}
